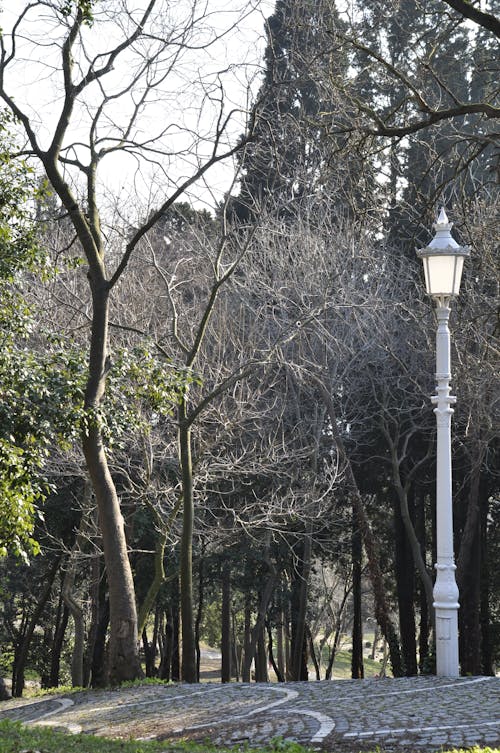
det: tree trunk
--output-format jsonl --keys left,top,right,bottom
{"left": 415, "top": 490, "right": 430, "bottom": 672}
{"left": 242, "top": 564, "right": 277, "bottom": 681}
{"left": 242, "top": 595, "right": 252, "bottom": 682}
{"left": 151, "top": 605, "right": 161, "bottom": 676}
{"left": 457, "top": 454, "right": 483, "bottom": 675}
{"left": 0, "top": 676, "right": 10, "bottom": 701}
{"left": 178, "top": 403, "right": 197, "bottom": 682}
{"left": 158, "top": 610, "right": 173, "bottom": 681}
{"left": 90, "top": 595, "right": 109, "bottom": 688}
{"left": 255, "top": 623, "right": 269, "bottom": 682}
{"left": 221, "top": 561, "right": 232, "bottom": 683}
{"left": 62, "top": 484, "right": 94, "bottom": 689}
{"left": 138, "top": 533, "right": 166, "bottom": 638}
{"left": 393, "top": 495, "right": 417, "bottom": 676}
{"left": 324, "top": 590, "right": 349, "bottom": 680}
{"left": 306, "top": 624, "right": 320, "bottom": 681}
{"left": 291, "top": 534, "right": 312, "bottom": 682}
{"left": 84, "top": 554, "right": 101, "bottom": 687}
{"left": 12, "top": 557, "right": 60, "bottom": 697}
{"left": 480, "top": 491, "right": 494, "bottom": 676}
{"left": 276, "top": 608, "right": 285, "bottom": 680}
{"left": 195, "top": 555, "right": 205, "bottom": 682}
{"left": 171, "top": 594, "right": 181, "bottom": 682}
{"left": 231, "top": 611, "right": 240, "bottom": 681}
{"left": 81, "top": 284, "right": 141, "bottom": 684}
{"left": 49, "top": 589, "right": 69, "bottom": 688}
{"left": 137, "top": 497, "right": 182, "bottom": 638}
{"left": 316, "top": 381, "right": 403, "bottom": 677}
{"left": 370, "top": 624, "right": 379, "bottom": 661}
{"left": 351, "top": 518, "right": 364, "bottom": 679}
{"left": 267, "top": 621, "right": 284, "bottom": 682}
{"left": 391, "top": 454, "right": 434, "bottom": 630}
{"left": 142, "top": 628, "right": 154, "bottom": 677}
{"left": 62, "top": 564, "right": 85, "bottom": 688}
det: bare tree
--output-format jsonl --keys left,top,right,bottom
{"left": 0, "top": 0, "right": 261, "bottom": 682}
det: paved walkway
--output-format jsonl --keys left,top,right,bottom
{"left": 1, "top": 676, "right": 499, "bottom": 751}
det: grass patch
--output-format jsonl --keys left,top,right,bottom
{"left": 0, "top": 722, "right": 498, "bottom": 753}
{"left": 329, "top": 650, "right": 387, "bottom": 679}
{"left": 0, "top": 721, "right": 313, "bottom": 753}
{"left": 0, "top": 720, "right": 224, "bottom": 753}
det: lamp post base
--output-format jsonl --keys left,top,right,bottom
{"left": 434, "top": 605, "right": 460, "bottom": 677}
{"left": 433, "top": 562, "right": 460, "bottom": 677}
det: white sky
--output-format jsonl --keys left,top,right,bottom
{"left": 1, "top": 0, "right": 275, "bottom": 216}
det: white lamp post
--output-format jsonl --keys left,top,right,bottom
{"left": 417, "top": 208, "right": 470, "bottom": 678}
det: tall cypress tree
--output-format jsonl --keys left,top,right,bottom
{"left": 230, "top": 0, "right": 360, "bottom": 222}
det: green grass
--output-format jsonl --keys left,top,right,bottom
{"left": 0, "top": 722, "right": 498, "bottom": 753}
{"left": 328, "top": 649, "right": 388, "bottom": 679}
{"left": 0, "top": 721, "right": 312, "bottom": 753}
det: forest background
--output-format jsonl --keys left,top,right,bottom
{"left": 0, "top": 0, "right": 498, "bottom": 697}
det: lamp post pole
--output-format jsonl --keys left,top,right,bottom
{"left": 417, "top": 208, "right": 470, "bottom": 678}
{"left": 432, "top": 299, "right": 459, "bottom": 677}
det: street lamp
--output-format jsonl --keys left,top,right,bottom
{"left": 417, "top": 208, "right": 470, "bottom": 677}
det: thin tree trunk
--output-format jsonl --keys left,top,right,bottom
{"left": 324, "top": 591, "right": 349, "bottom": 681}
{"left": 84, "top": 554, "right": 101, "bottom": 687}
{"left": 49, "top": 590, "right": 69, "bottom": 688}
{"left": 242, "top": 560, "right": 277, "bottom": 681}
{"left": 393, "top": 494, "right": 417, "bottom": 676}
{"left": 142, "top": 628, "right": 154, "bottom": 677}
{"left": 12, "top": 557, "right": 61, "bottom": 697}
{"left": 457, "top": 452, "right": 483, "bottom": 675}
{"left": 267, "top": 621, "right": 284, "bottom": 681}
{"left": 370, "top": 624, "right": 379, "bottom": 661}
{"left": 392, "top": 461, "right": 434, "bottom": 629}
{"left": 171, "top": 591, "right": 180, "bottom": 682}
{"left": 306, "top": 624, "right": 320, "bottom": 681}
{"left": 178, "top": 402, "right": 196, "bottom": 683}
{"left": 291, "top": 531, "right": 312, "bottom": 682}
{"left": 137, "top": 497, "right": 182, "bottom": 637}
{"left": 351, "top": 517, "right": 364, "bottom": 679}
{"left": 221, "top": 561, "right": 232, "bottom": 683}
{"left": 195, "top": 553, "right": 205, "bottom": 682}
{"left": 415, "top": 490, "right": 430, "bottom": 672}
{"left": 62, "top": 566, "right": 85, "bottom": 688}
{"left": 90, "top": 595, "right": 109, "bottom": 688}
{"left": 242, "top": 595, "right": 252, "bottom": 682}
{"left": 480, "top": 491, "right": 494, "bottom": 676}
{"left": 255, "top": 623, "right": 269, "bottom": 682}
{"left": 316, "top": 381, "right": 403, "bottom": 677}
{"left": 151, "top": 604, "right": 161, "bottom": 676}
{"left": 159, "top": 610, "right": 173, "bottom": 681}
{"left": 231, "top": 612, "right": 240, "bottom": 681}
{"left": 62, "top": 482, "right": 93, "bottom": 688}
{"left": 276, "top": 608, "right": 285, "bottom": 680}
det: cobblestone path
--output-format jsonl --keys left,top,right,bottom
{"left": 1, "top": 676, "right": 499, "bottom": 752}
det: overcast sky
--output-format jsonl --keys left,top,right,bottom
{"left": 1, "top": 0, "right": 275, "bottom": 215}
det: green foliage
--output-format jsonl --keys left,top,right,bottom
{"left": 0, "top": 115, "right": 59, "bottom": 560}
{"left": 0, "top": 721, "right": 313, "bottom": 753}
{"left": 0, "top": 113, "right": 45, "bottom": 281}
{"left": 0, "top": 345, "right": 86, "bottom": 560}
{"left": 118, "top": 677, "right": 172, "bottom": 689}
{"left": 60, "top": 0, "right": 95, "bottom": 24}
{"left": 112, "top": 345, "right": 199, "bottom": 422}
{"left": 29, "top": 685, "right": 86, "bottom": 697}
{"left": 0, "top": 339, "right": 192, "bottom": 560}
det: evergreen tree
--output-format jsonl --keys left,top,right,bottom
{"left": 231, "top": 0, "right": 362, "bottom": 222}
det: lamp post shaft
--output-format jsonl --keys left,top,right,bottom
{"left": 431, "top": 302, "right": 460, "bottom": 677}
